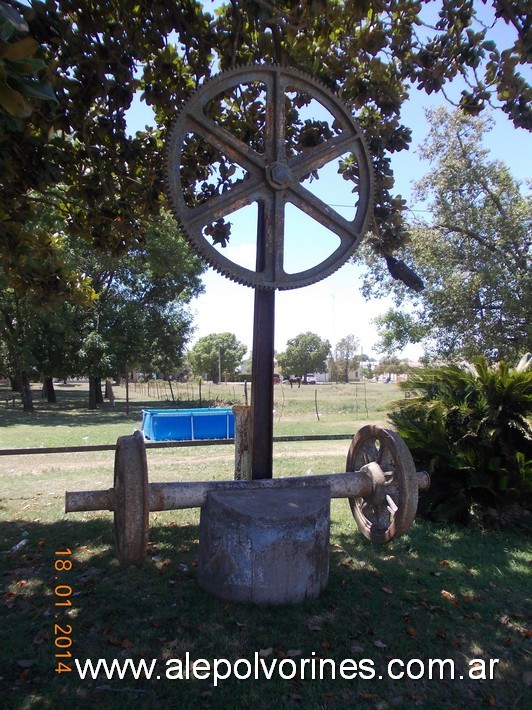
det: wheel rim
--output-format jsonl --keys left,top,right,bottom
{"left": 113, "top": 430, "right": 149, "bottom": 566}
{"left": 346, "top": 425, "right": 418, "bottom": 544}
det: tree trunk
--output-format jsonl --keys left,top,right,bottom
{"left": 16, "top": 372, "right": 34, "bottom": 413}
{"left": 96, "top": 377, "right": 104, "bottom": 404}
{"left": 88, "top": 376, "right": 102, "bottom": 410}
{"left": 42, "top": 376, "right": 57, "bottom": 403}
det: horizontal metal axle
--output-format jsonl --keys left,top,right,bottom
{"left": 65, "top": 470, "right": 430, "bottom": 514}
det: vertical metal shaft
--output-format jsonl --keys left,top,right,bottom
{"left": 251, "top": 203, "right": 275, "bottom": 479}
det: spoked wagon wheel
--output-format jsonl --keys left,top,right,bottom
{"left": 346, "top": 425, "right": 418, "bottom": 544}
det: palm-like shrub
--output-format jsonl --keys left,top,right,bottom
{"left": 390, "top": 355, "right": 532, "bottom": 526}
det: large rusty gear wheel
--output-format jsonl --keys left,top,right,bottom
{"left": 165, "top": 64, "right": 374, "bottom": 290}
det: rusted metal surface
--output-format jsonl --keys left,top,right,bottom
{"left": 65, "top": 488, "right": 114, "bottom": 512}
{"left": 164, "top": 65, "right": 374, "bottom": 290}
{"left": 65, "top": 425, "right": 429, "bottom": 560}
{"left": 112, "top": 431, "right": 149, "bottom": 567}
{"left": 346, "top": 425, "right": 421, "bottom": 544}
{"left": 164, "top": 64, "right": 374, "bottom": 480}
{"left": 65, "top": 468, "right": 429, "bottom": 515}
{"left": 251, "top": 286, "right": 275, "bottom": 478}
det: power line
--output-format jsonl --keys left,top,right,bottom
{"left": 328, "top": 202, "right": 431, "bottom": 213}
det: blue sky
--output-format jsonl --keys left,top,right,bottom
{"left": 126, "top": 1, "right": 531, "bottom": 362}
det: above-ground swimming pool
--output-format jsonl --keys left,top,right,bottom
{"left": 141, "top": 408, "right": 235, "bottom": 441}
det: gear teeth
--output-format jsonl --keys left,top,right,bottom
{"left": 164, "top": 64, "right": 374, "bottom": 290}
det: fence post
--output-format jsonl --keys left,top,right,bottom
{"left": 232, "top": 405, "right": 252, "bottom": 480}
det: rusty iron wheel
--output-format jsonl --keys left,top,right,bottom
{"left": 113, "top": 430, "right": 149, "bottom": 566}
{"left": 346, "top": 425, "right": 418, "bottom": 544}
{"left": 165, "top": 64, "right": 374, "bottom": 290}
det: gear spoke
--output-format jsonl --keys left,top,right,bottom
{"left": 289, "top": 132, "right": 359, "bottom": 181}
{"left": 288, "top": 182, "right": 363, "bottom": 247}
{"left": 185, "top": 109, "right": 266, "bottom": 175}
{"left": 185, "top": 174, "right": 264, "bottom": 234}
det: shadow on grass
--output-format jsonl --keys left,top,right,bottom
{"left": 1, "top": 517, "right": 530, "bottom": 709}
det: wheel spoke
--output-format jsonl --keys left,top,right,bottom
{"left": 259, "top": 192, "right": 285, "bottom": 282}
{"left": 289, "top": 132, "right": 359, "bottom": 180}
{"left": 288, "top": 182, "right": 362, "bottom": 247}
{"left": 185, "top": 175, "right": 265, "bottom": 234}
{"left": 386, "top": 494, "right": 398, "bottom": 514}
{"left": 185, "top": 107, "right": 265, "bottom": 175}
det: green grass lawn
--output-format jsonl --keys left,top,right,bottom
{"left": 1, "top": 382, "right": 530, "bottom": 708}
{"left": 0, "top": 379, "right": 400, "bottom": 449}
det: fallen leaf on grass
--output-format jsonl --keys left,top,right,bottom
{"left": 358, "top": 691, "right": 379, "bottom": 700}
{"left": 441, "top": 590, "right": 459, "bottom": 604}
{"left": 108, "top": 636, "right": 134, "bottom": 648}
{"left": 462, "top": 593, "right": 480, "bottom": 603}
{"left": 101, "top": 621, "right": 115, "bottom": 636}
{"left": 285, "top": 649, "right": 303, "bottom": 658}
{"left": 32, "top": 631, "right": 49, "bottom": 645}
{"left": 17, "top": 660, "right": 35, "bottom": 668}
{"left": 406, "top": 627, "right": 418, "bottom": 638}
{"left": 381, "top": 586, "right": 393, "bottom": 595}
{"left": 374, "top": 640, "right": 387, "bottom": 649}
{"left": 350, "top": 645, "right": 365, "bottom": 654}
{"left": 258, "top": 647, "right": 273, "bottom": 658}
{"left": 438, "top": 560, "right": 450, "bottom": 567}
{"left": 463, "top": 611, "right": 482, "bottom": 621}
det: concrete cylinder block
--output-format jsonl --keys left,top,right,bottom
{"left": 198, "top": 485, "right": 331, "bottom": 605}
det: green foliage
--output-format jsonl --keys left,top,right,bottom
{"left": 277, "top": 331, "right": 330, "bottom": 378}
{"left": 368, "top": 108, "right": 531, "bottom": 360}
{"left": 0, "top": 1, "right": 56, "bottom": 119}
{"left": 1, "top": 1, "right": 529, "bottom": 304}
{"left": 390, "top": 355, "right": 532, "bottom": 526}
{"left": 0, "top": 207, "right": 204, "bottom": 411}
{"left": 374, "top": 355, "right": 409, "bottom": 376}
{"left": 187, "top": 332, "right": 247, "bottom": 382}
{"left": 332, "top": 334, "right": 360, "bottom": 383}
{"left": 374, "top": 310, "right": 425, "bottom": 355}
